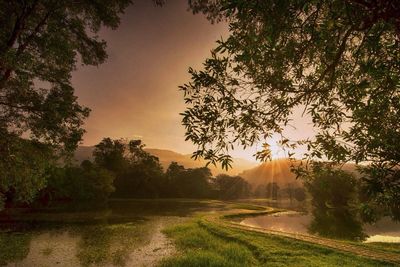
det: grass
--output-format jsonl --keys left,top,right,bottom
{"left": 0, "top": 232, "right": 32, "bottom": 265}
{"left": 0, "top": 219, "right": 153, "bottom": 266}
{"left": 1, "top": 199, "right": 399, "bottom": 266}
{"left": 73, "top": 221, "right": 152, "bottom": 266}
{"left": 161, "top": 218, "right": 396, "bottom": 267}
{"left": 348, "top": 241, "right": 400, "bottom": 256}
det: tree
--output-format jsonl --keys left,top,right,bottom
{"left": 215, "top": 174, "right": 250, "bottom": 199}
{"left": 0, "top": 0, "right": 133, "bottom": 208}
{"left": 294, "top": 187, "right": 306, "bottom": 202}
{"left": 0, "top": 0, "right": 136, "bottom": 150}
{"left": 95, "top": 138, "right": 165, "bottom": 198}
{"left": 44, "top": 160, "right": 115, "bottom": 206}
{"left": 304, "top": 163, "right": 365, "bottom": 240}
{"left": 183, "top": 0, "right": 400, "bottom": 218}
{"left": 0, "top": 134, "right": 53, "bottom": 209}
{"left": 266, "top": 182, "right": 280, "bottom": 200}
{"left": 93, "top": 138, "right": 127, "bottom": 173}
{"left": 166, "top": 162, "right": 213, "bottom": 198}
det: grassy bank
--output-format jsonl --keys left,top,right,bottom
{"left": 161, "top": 218, "right": 396, "bottom": 267}
{"left": 1, "top": 199, "right": 399, "bottom": 266}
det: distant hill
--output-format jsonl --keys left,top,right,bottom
{"left": 239, "top": 158, "right": 359, "bottom": 188}
{"left": 73, "top": 146, "right": 258, "bottom": 176}
{"left": 239, "top": 158, "right": 302, "bottom": 188}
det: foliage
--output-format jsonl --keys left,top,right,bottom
{"left": 183, "top": 0, "right": 400, "bottom": 217}
{"left": 93, "top": 138, "right": 166, "bottom": 198}
{"left": 359, "top": 164, "right": 400, "bottom": 221}
{"left": 253, "top": 183, "right": 280, "bottom": 200}
{"left": 283, "top": 182, "right": 305, "bottom": 202}
{"left": 0, "top": 232, "right": 32, "bottom": 265}
{"left": 114, "top": 140, "right": 165, "bottom": 198}
{"left": 293, "top": 187, "right": 306, "bottom": 202}
{"left": 215, "top": 174, "right": 251, "bottom": 199}
{"left": 0, "top": 132, "right": 53, "bottom": 209}
{"left": 266, "top": 182, "right": 280, "bottom": 200}
{"left": 44, "top": 160, "right": 115, "bottom": 204}
{"left": 165, "top": 162, "right": 213, "bottom": 198}
{"left": 93, "top": 138, "right": 128, "bottom": 173}
{"left": 304, "top": 163, "right": 366, "bottom": 240}
{"left": 0, "top": 0, "right": 132, "bottom": 209}
{"left": 0, "top": 0, "right": 134, "bottom": 151}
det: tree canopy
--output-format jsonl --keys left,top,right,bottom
{"left": 0, "top": 0, "right": 133, "bottom": 208}
{"left": 183, "top": 0, "right": 400, "bottom": 217}
{"left": 0, "top": 0, "right": 135, "bottom": 151}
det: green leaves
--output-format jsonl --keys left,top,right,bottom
{"left": 0, "top": 0, "right": 132, "bottom": 151}
{"left": 184, "top": 0, "right": 400, "bottom": 218}
{"left": 0, "top": 0, "right": 132, "bottom": 208}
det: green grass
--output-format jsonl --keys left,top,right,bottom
{"left": 161, "top": 218, "right": 395, "bottom": 267}
{"left": 349, "top": 241, "right": 400, "bottom": 256}
{"left": 73, "top": 221, "right": 152, "bottom": 266}
{"left": 2, "top": 199, "right": 399, "bottom": 266}
{"left": 0, "top": 220, "right": 152, "bottom": 266}
{"left": 0, "top": 232, "right": 32, "bottom": 265}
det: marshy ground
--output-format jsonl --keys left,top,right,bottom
{"left": 1, "top": 199, "right": 399, "bottom": 266}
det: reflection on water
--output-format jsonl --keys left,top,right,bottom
{"left": 241, "top": 212, "right": 400, "bottom": 242}
{"left": 309, "top": 207, "right": 366, "bottom": 240}
{"left": 0, "top": 199, "right": 224, "bottom": 266}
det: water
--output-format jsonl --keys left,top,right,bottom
{"left": 240, "top": 211, "right": 400, "bottom": 243}
{"left": 0, "top": 199, "right": 226, "bottom": 266}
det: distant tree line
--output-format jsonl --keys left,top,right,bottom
{"left": 0, "top": 137, "right": 310, "bottom": 211}
{"left": 16, "top": 138, "right": 258, "bottom": 209}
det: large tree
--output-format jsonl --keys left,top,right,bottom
{"left": 0, "top": 0, "right": 133, "bottom": 207}
{"left": 183, "top": 0, "right": 400, "bottom": 218}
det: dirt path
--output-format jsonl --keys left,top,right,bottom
{"left": 225, "top": 219, "right": 400, "bottom": 265}
{"left": 127, "top": 220, "right": 176, "bottom": 267}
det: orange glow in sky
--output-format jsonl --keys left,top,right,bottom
{"left": 72, "top": 1, "right": 314, "bottom": 162}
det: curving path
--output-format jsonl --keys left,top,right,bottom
{"left": 206, "top": 208, "right": 400, "bottom": 265}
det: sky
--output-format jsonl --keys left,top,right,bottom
{"left": 72, "top": 0, "right": 313, "bottom": 162}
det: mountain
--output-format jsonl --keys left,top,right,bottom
{"left": 73, "top": 146, "right": 257, "bottom": 176}
{"left": 239, "top": 158, "right": 359, "bottom": 188}
{"left": 239, "top": 158, "right": 301, "bottom": 187}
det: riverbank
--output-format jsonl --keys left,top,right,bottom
{"left": 1, "top": 199, "right": 399, "bottom": 266}
{"left": 161, "top": 205, "right": 400, "bottom": 266}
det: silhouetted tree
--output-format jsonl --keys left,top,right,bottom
{"left": 266, "top": 182, "right": 280, "bottom": 200}
{"left": 304, "top": 163, "right": 365, "bottom": 240}
{"left": 99, "top": 138, "right": 165, "bottom": 198}
{"left": 0, "top": 135, "right": 53, "bottom": 209}
{"left": 43, "top": 160, "right": 115, "bottom": 206}
{"left": 215, "top": 174, "right": 251, "bottom": 199}
{"left": 293, "top": 187, "right": 306, "bottom": 203}
{"left": 0, "top": 0, "right": 134, "bottom": 208}
{"left": 183, "top": 0, "right": 400, "bottom": 219}
{"left": 165, "top": 162, "right": 213, "bottom": 198}
{"left": 285, "top": 183, "right": 295, "bottom": 203}
{"left": 93, "top": 138, "right": 127, "bottom": 173}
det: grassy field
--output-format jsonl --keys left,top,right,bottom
{"left": 161, "top": 218, "right": 395, "bottom": 267}
{"left": 1, "top": 199, "right": 399, "bottom": 266}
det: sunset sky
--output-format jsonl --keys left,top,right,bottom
{"left": 72, "top": 0, "right": 313, "bottom": 162}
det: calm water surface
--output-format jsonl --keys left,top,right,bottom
{"left": 0, "top": 199, "right": 226, "bottom": 266}
{"left": 241, "top": 211, "right": 400, "bottom": 243}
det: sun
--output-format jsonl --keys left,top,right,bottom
{"left": 268, "top": 138, "right": 286, "bottom": 160}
